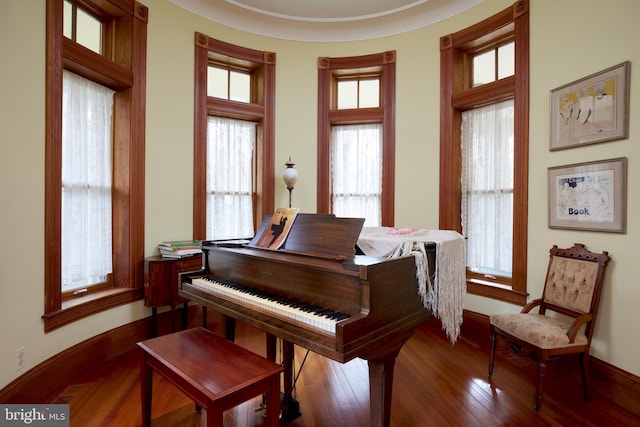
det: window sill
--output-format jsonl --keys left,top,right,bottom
{"left": 467, "top": 279, "right": 527, "bottom": 306}
{"left": 43, "top": 287, "right": 143, "bottom": 333}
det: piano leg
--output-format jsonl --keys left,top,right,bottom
{"left": 367, "top": 355, "right": 397, "bottom": 427}
{"left": 281, "top": 340, "right": 302, "bottom": 422}
{"left": 266, "top": 335, "right": 301, "bottom": 423}
{"left": 266, "top": 332, "right": 277, "bottom": 360}
{"left": 365, "top": 329, "right": 414, "bottom": 427}
{"left": 201, "top": 306, "right": 207, "bottom": 329}
{"left": 221, "top": 315, "right": 236, "bottom": 341}
{"left": 282, "top": 340, "right": 294, "bottom": 402}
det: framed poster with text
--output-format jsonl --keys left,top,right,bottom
{"left": 548, "top": 158, "right": 627, "bottom": 232}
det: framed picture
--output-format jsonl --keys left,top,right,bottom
{"left": 548, "top": 158, "right": 627, "bottom": 233}
{"left": 549, "top": 61, "right": 630, "bottom": 150}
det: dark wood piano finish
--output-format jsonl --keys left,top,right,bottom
{"left": 180, "top": 214, "right": 432, "bottom": 427}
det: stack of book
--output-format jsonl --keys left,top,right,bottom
{"left": 158, "top": 240, "right": 202, "bottom": 259}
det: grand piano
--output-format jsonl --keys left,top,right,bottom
{"left": 179, "top": 213, "right": 434, "bottom": 427}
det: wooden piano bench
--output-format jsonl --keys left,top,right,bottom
{"left": 137, "top": 327, "right": 284, "bottom": 427}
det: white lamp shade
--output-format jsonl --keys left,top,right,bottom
{"left": 283, "top": 166, "right": 298, "bottom": 189}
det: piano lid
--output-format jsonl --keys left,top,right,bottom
{"left": 248, "top": 213, "right": 365, "bottom": 260}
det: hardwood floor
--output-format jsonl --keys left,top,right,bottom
{"left": 49, "top": 318, "right": 640, "bottom": 427}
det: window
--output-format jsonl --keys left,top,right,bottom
{"left": 439, "top": 0, "right": 529, "bottom": 305}
{"left": 337, "top": 78, "right": 380, "bottom": 109}
{"left": 63, "top": 0, "right": 103, "bottom": 54}
{"left": 205, "top": 116, "right": 256, "bottom": 239}
{"left": 193, "top": 33, "right": 275, "bottom": 240}
{"left": 317, "top": 52, "right": 396, "bottom": 226}
{"left": 472, "top": 42, "right": 515, "bottom": 86}
{"left": 462, "top": 100, "right": 514, "bottom": 278}
{"left": 45, "top": 0, "right": 148, "bottom": 332}
{"left": 331, "top": 124, "right": 382, "bottom": 226}
{"left": 61, "top": 70, "right": 114, "bottom": 293}
{"left": 207, "top": 66, "right": 251, "bottom": 102}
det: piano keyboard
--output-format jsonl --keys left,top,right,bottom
{"left": 189, "top": 277, "right": 350, "bottom": 334}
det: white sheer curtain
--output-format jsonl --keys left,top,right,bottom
{"left": 331, "top": 123, "right": 382, "bottom": 226}
{"left": 62, "top": 70, "right": 114, "bottom": 291}
{"left": 461, "top": 99, "right": 514, "bottom": 277}
{"left": 206, "top": 116, "right": 256, "bottom": 240}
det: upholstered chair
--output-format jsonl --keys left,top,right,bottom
{"left": 488, "top": 243, "right": 610, "bottom": 410}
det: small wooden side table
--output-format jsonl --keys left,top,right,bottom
{"left": 143, "top": 255, "right": 202, "bottom": 336}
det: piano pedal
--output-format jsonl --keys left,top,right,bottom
{"left": 254, "top": 402, "right": 284, "bottom": 422}
{"left": 254, "top": 394, "right": 301, "bottom": 422}
{"left": 279, "top": 393, "right": 302, "bottom": 423}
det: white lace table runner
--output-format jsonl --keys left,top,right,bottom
{"left": 357, "top": 227, "right": 466, "bottom": 343}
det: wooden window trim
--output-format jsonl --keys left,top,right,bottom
{"left": 439, "top": 0, "right": 529, "bottom": 305}
{"left": 317, "top": 51, "right": 396, "bottom": 226}
{"left": 193, "top": 33, "right": 275, "bottom": 239}
{"left": 44, "top": 0, "right": 147, "bottom": 332}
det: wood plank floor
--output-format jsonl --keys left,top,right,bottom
{"left": 49, "top": 318, "right": 640, "bottom": 427}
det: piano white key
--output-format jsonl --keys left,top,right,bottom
{"left": 190, "top": 277, "right": 342, "bottom": 333}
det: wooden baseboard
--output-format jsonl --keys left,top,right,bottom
{"left": 460, "top": 310, "right": 640, "bottom": 418}
{"left": 0, "top": 305, "right": 211, "bottom": 403}
{"left": 1, "top": 308, "right": 638, "bottom": 419}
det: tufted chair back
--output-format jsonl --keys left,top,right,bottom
{"left": 544, "top": 256, "right": 599, "bottom": 313}
{"left": 540, "top": 244, "right": 609, "bottom": 339}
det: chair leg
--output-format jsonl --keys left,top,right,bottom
{"left": 535, "top": 361, "right": 546, "bottom": 411}
{"left": 580, "top": 352, "right": 591, "bottom": 401}
{"left": 488, "top": 326, "right": 497, "bottom": 378}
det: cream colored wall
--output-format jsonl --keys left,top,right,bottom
{"left": 465, "top": 0, "right": 640, "bottom": 376}
{"left": 1, "top": 0, "right": 638, "bottom": 390}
